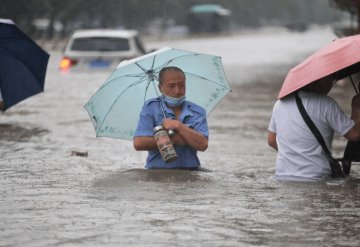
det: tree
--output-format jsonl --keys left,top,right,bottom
{"left": 331, "top": 0, "right": 360, "bottom": 33}
{"left": 0, "top": 0, "right": 341, "bottom": 39}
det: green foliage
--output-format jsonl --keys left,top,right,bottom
{"left": 330, "top": 0, "right": 360, "bottom": 33}
{"left": 330, "top": 0, "right": 360, "bottom": 14}
{"left": 0, "top": 0, "right": 339, "bottom": 38}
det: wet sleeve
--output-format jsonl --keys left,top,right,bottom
{"left": 326, "top": 98, "right": 355, "bottom": 136}
{"left": 193, "top": 113, "right": 209, "bottom": 138}
{"left": 133, "top": 104, "right": 154, "bottom": 137}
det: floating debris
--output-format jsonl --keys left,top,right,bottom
{"left": 70, "top": 151, "right": 88, "bottom": 157}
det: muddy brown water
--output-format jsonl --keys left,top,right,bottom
{"left": 1, "top": 31, "right": 360, "bottom": 246}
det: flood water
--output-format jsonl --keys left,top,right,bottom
{"left": 1, "top": 26, "right": 360, "bottom": 246}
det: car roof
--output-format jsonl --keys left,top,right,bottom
{"left": 70, "top": 29, "right": 139, "bottom": 38}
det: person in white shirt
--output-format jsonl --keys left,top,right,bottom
{"left": 268, "top": 75, "right": 360, "bottom": 181}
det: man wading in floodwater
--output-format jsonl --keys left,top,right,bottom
{"left": 133, "top": 67, "right": 209, "bottom": 170}
{"left": 268, "top": 75, "right": 360, "bottom": 181}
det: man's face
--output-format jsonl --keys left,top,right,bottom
{"left": 159, "top": 70, "right": 186, "bottom": 98}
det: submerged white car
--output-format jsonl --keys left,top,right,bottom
{"left": 59, "top": 29, "right": 146, "bottom": 70}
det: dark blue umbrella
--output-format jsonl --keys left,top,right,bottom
{"left": 0, "top": 20, "right": 49, "bottom": 112}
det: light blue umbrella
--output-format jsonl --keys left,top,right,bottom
{"left": 84, "top": 47, "right": 231, "bottom": 140}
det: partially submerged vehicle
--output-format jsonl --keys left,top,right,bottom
{"left": 59, "top": 29, "right": 146, "bottom": 71}
{"left": 187, "top": 4, "right": 231, "bottom": 34}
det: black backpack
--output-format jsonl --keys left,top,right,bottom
{"left": 344, "top": 77, "right": 360, "bottom": 162}
{"left": 344, "top": 140, "right": 360, "bottom": 162}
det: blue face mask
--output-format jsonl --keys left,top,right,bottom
{"left": 163, "top": 94, "right": 186, "bottom": 107}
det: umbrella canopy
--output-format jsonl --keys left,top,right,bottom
{"left": 85, "top": 47, "right": 231, "bottom": 140}
{"left": 278, "top": 34, "right": 360, "bottom": 99}
{"left": 0, "top": 20, "right": 49, "bottom": 111}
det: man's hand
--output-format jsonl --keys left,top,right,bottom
{"left": 344, "top": 95, "right": 360, "bottom": 141}
{"left": 162, "top": 119, "right": 187, "bottom": 146}
{"left": 352, "top": 95, "right": 360, "bottom": 109}
{"left": 351, "top": 95, "right": 360, "bottom": 123}
{"left": 162, "top": 118, "right": 180, "bottom": 131}
{"left": 162, "top": 118, "right": 208, "bottom": 151}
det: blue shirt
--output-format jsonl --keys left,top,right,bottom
{"left": 134, "top": 96, "right": 209, "bottom": 169}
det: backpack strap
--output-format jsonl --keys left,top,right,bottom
{"left": 294, "top": 92, "right": 332, "bottom": 160}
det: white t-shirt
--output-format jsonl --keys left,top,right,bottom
{"left": 268, "top": 91, "right": 354, "bottom": 180}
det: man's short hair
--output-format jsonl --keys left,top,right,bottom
{"left": 159, "top": 66, "right": 185, "bottom": 85}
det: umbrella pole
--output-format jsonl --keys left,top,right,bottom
{"left": 349, "top": 76, "right": 359, "bottom": 95}
{"left": 150, "top": 79, "right": 167, "bottom": 119}
{"left": 151, "top": 80, "right": 176, "bottom": 136}
{"left": 159, "top": 99, "right": 167, "bottom": 119}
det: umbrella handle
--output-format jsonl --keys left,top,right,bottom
{"left": 168, "top": 130, "right": 175, "bottom": 136}
{"left": 349, "top": 76, "right": 359, "bottom": 95}
{"left": 158, "top": 101, "right": 176, "bottom": 136}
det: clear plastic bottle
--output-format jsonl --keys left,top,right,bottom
{"left": 153, "top": 125, "right": 178, "bottom": 163}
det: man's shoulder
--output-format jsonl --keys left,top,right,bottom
{"left": 300, "top": 91, "right": 334, "bottom": 103}
{"left": 306, "top": 93, "right": 339, "bottom": 110}
{"left": 144, "top": 97, "right": 160, "bottom": 107}
{"left": 140, "top": 98, "right": 162, "bottom": 115}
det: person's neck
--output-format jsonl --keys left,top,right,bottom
{"left": 167, "top": 104, "right": 182, "bottom": 119}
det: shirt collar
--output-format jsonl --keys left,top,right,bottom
{"left": 158, "top": 95, "right": 195, "bottom": 119}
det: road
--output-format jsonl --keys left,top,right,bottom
{"left": 1, "top": 26, "right": 360, "bottom": 247}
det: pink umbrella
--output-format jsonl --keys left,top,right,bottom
{"left": 278, "top": 34, "right": 360, "bottom": 99}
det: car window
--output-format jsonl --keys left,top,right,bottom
{"left": 134, "top": 36, "right": 146, "bottom": 54}
{"left": 70, "top": 37, "right": 130, "bottom": 52}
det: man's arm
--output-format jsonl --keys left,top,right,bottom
{"left": 133, "top": 136, "right": 157, "bottom": 151}
{"left": 344, "top": 95, "right": 360, "bottom": 141}
{"left": 162, "top": 119, "right": 208, "bottom": 151}
{"left": 345, "top": 123, "right": 360, "bottom": 141}
{"left": 268, "top": 131, "right": 278, "bottom": 150}
{"left": 133, "top": 102, "right": 158, "bottom": 151}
